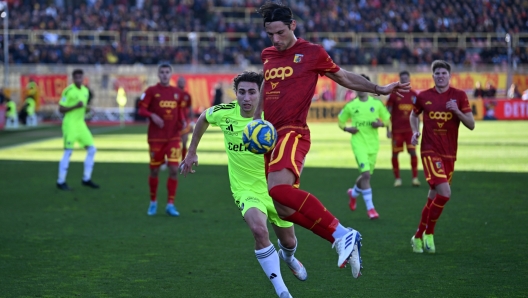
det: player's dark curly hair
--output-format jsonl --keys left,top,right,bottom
{"left": 257, "top": 1, "right": 293, "bottom": 27}
{"left": 360, "top": 74, "right": 371, "bottom": 82}
{"left": 233, "top": 71, "right": 264, "bottom": 92}
{"left": 431, "top": 60, "right": 451, "bottom": 73}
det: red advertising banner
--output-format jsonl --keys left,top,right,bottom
{"left": 111, "top": 75, "right": 146, "bottom": 93}
{"left": 483, "top": 99, "right": 528, "bottom": 120}
{"left": 20, "top": 74, "right": 68, "bottom": 105}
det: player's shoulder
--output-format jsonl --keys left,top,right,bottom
{"left": 63, "top": 84, "right": 75, "bottom": 94}
{"left": 208, "top": 102, "right": 237, "bottom": 115}
{"left": 449, "top": 87, "right": 467, "bottom": 98}
{"left": 417, "top": 88, "right": 435, "bottom": 99}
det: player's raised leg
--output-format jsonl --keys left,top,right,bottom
{"left": 57, "top": 148, "right": 73, "bottom": 191}
{"left": 245, "top": 208, "right": 291, "bottom": 297}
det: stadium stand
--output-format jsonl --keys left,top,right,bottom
{"left": 2, "top": 0, "right": 527, "bottom": 65}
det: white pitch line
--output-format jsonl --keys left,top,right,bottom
{"left": 0, "top": 126, "right": 125, "bottom": 151}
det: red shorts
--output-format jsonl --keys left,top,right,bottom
{"left": 392, "top": 131, "right": 415, "bottom": 153}
{"left": 264, "top": 131, "right": 310, "bottom": 188}
{"left": 149, "top": 141, "right": 181, "bottom": 168}
{"left": 421, "top": 152, "right": 455, "bottom": 188}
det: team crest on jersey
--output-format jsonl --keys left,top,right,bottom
{"left": 412, "top": 96, "right": 417, "bottom": 104}
{"left": 174, "top": 94, "right": 179, "bottom": 99}
{"left": 370, "top": 107, "right": 375, "bottom": 112}
{"left": 293, "top": 54, "right": 304, "bottom": 63}
{"left": 436, "top": 161, "right": 442, "bottom": 169}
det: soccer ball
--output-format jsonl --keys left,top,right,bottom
{"left": 242, "top": 119, "right": 277, "bottom": 154}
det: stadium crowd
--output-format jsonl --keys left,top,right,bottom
{"left": 3, "top": 0, "right": 527, "bottom": 66}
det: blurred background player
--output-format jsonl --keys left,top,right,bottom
{"left": 176, "top": 76, "right": 193, "bottom": 159}
{"left": 386, "top": 71, "right": 420, "bottom": 187}
{"left": 56, "top": 69, "right": 99, "bottom": 191}
{"left": 338, "top": 74, "right": 391, "bottom": 220}
{"left": 138, "top": 64, "right": 185, "bottom": 217}
{"left": 181, "top": 71, "right": 306, "bottom": 298}
{"left": 5, "top": 97, "right": 18, "bottom": 129}
{"left": 255, "top": 2, "right": 410, "bottom": 277}
{"left": 410, "top": 60, "right": 475, "bottom": 254}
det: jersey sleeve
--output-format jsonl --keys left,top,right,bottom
{"left": 138, "top": 87, "right": 153, "bottom": 117}
{"left": 313, "top": 46, "right": 340, "bottom": 76}
{"left": 337, "top": 104, "right": 351, "bottom": 129}
{"left": 413, "top": 93, "right": 424, "bottom": 115}
{"left": 205, "top": 104, "right": 224, "bottom": 126}
{"left": 59, "top": 87, "right": 74, "bottom": 107}
{"left": 458, "top": 92, "right": 472, "bottom": 113}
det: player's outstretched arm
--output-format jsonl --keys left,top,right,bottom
{"left": 410, "top": 110, "right": 421, "bottom": 145}
{"left": 326, "top": 69, "right": 411, "bottom": 97}
{"left": 180, "top": 111, "right": 210, "bottom": 177}
{"left": 253, "top": 81, "right": 265, "bottom": 120}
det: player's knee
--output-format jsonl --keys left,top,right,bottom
{"left": 150, "top": 168, "right": 160, "bottom": 177}
{"left": 360, "top": 171, "right": 371, "bottom": 181}
{"left": 278, "top": 235, "right": 296, "bottom": 249}
{"left": 86, "top": 146, "right": 96, "bottom": 155}
{"left": 250, "top": 224, "right": 269, "bottom": 243}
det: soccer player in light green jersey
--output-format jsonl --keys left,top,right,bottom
{"left": 180, "top": 71, "right": 306, "bottom": 298}
{"left": 338, "top": 74, "right": 391, "bottom": 220}
{"left": 56, "top": 69, "right": 99, "bottom": 191}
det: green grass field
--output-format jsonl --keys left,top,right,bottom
{"left": 1, "top": 121, "right": 527, "bottom": 297}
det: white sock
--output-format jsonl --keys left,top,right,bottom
{"left": 57, "top": 149, "right": 73, "bottom": 184}
{"left": 352, "top": 184, "right": 361, "bottom": 198}
{"left": 332, "top": 223, "right": 349, "bottom": 239}
{"left": 255, "top": 244, "right": 288, "bottom": 296}
{"left": 363, "top": 188, "right": 374, "bottom": 210}
{"left": 277, "top": 239, "right": 297, "bottom": 263}
{"left": 83, "top": 146, "right": 96, "bottom": 181}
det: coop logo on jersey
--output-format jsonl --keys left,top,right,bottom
{"left": 159, "top": 100, "right": 177, "bottom": 109}
{"left": 429, "top": 111, "right": 452, "bottom": 121}
{"left": 265, "top": 67, "right": 293, "bottom": 80}
{"left": 293, "top": 54, "right": 303, "bottom": 63}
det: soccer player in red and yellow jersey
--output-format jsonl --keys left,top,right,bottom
{"left": 410, "top": 60, "right": 475, "bottom": 253}
{"left": 139, "top": 64, "right": 185, "bottom": 217}
{"left": 177, "top": 76, "right": 193, "bottom": 159}
{"left": 386, "top": 71, "right": 420, "bottom": 187}
{"left": 254, "top": 2, "right": 410, "bottom": 278}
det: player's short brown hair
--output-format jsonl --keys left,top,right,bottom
{"left": 399, "top": 70, "right": 410, "bottom": 77}
{"left": 257, "top": 1, "right": 293, "bottom": 27}
{"left": 158, "top": 63, "right": 172, "bottom": 71}
{"left": 72, "top": 69, "right": 83, "bottom": 76}
{"left": 431, "top": 60, "right": 451, "bottom": 73}
{"left": 233, "top": 71, "right": 264, "bottom": 92}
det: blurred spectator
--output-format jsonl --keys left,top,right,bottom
{"left": 212, "top": 82, "right": 223, "bottom": 106}
{"left": 0, "top": 88, "right": 6, "bottom": 105}
{"left": 473, "top": 82, "right": 485, "bottom": 98}
{"left": 484, "top": 82, "right": 497, "bottom": 99}
{"left": 522, "top": 90, "right": 528, "bottom": 101}
{"left": 507, "top": 83, "right": 522, "bottom": 99}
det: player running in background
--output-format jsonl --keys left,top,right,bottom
{"left": 176, "top": 76, "right": 193, "bottom": 159}
{"left": 138, "top": 64, "right": 185, "bottom": 217}
{"left": 386, "top": 71, "right": 420, "bottom": 187}
{"left": 338, "top": 75, "right": 391, "bottom": 220}
{"left": 180, "top": 71, "right": 306, "bottom": 298}
{"left": 255, "top": 2, "right": 410, "bottom": 277}
{"left": 410, "top": 60, "right": 475, "bottom": 253}
{"left": 56, "top": 69, "right": 99, "bottom": 191}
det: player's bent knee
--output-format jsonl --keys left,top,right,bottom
{"left": 250, "top": 224, "right": 270, "bottom": 243}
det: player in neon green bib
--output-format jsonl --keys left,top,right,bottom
{"left": 338, "top": 74, "right": 391, "bottom": 220}
{"left": 180, "top": 71, "right": 306, "bottom": 298}
{"left": 5, "top": 97, "right": 18, "bottom": 129}
{"left": 56, "top": 69, "right": 99, "bottom": 191}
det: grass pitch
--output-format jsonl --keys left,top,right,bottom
{"left": 0, "top": 121, "right": 527, "bottom": 297}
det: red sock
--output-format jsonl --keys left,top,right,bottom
{"left": 284, "top": 212, "right": 335, "bottom": 243}
{"left": 411, "top": 155, "right": 418, "bottom": 178}
{"left": 149, "top": 176, "right": 159, "bottom": 202}
{"left": 392, "top": 157, "right": 400, "bottom": 179}
{"left": 167, "top": 177, "right": 178, "bottom": 204}
{"left": 425, "top": 194, "right": 450, "bottom": 234}
{"left": 269, "top": 185, "right": 338, "bottom": 234}
{"left": 415, "top": 198, "right": 433, "bottom": 238}
{"left": 182, "top": 147, "right": 187, "bottom": 159}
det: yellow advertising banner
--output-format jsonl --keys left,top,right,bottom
{"left": 378, "top": 72, "right": 507, "bottom": 92}
{"left": 308, "top": 102, "right": 346, "bottom": 122}
{"left": 513, "top": 75, "right": 528, "bottom": 94}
